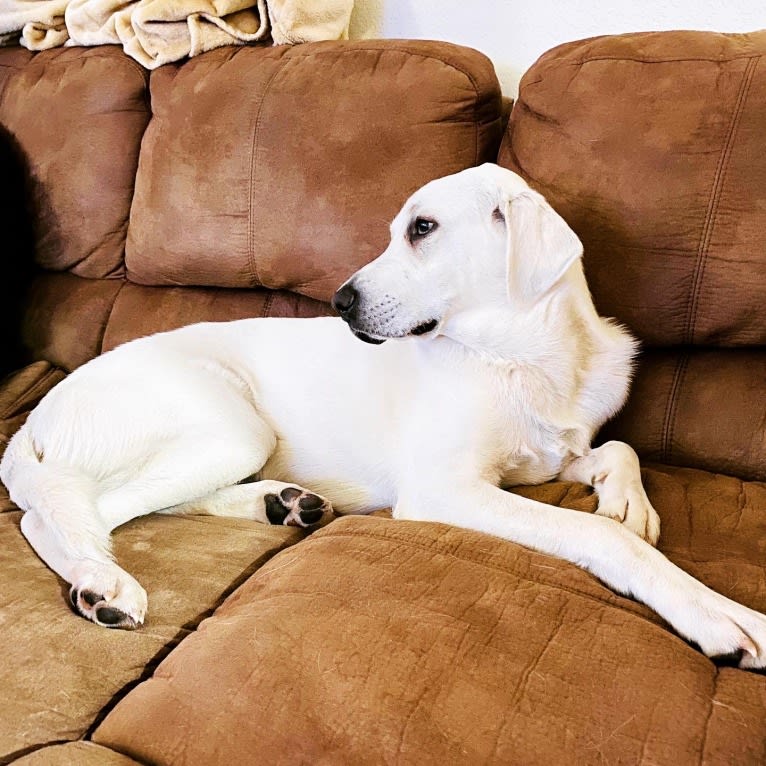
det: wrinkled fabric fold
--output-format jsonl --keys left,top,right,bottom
{"left": 0, "top": 0, "right": 353, "bottom": 67}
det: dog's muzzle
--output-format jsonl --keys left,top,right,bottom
{"left": 331, "top": 283, "right": 387, "bottom": 345}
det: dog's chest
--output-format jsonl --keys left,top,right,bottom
{"left": 472, "top": 369, "right": 583, "bottom": 488}
{"left": 496, "top": 436, "right": 572, "bottom": 487}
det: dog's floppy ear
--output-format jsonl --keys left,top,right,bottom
{"left": 502, "top": 190, "right": 582, "bottom": 304}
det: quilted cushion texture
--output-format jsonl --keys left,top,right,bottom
{"left": 93, "top": 470, "right": 766, "bottom": 765}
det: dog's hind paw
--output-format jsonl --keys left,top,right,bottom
{"left": 264, "top": 485, "right": 333, "bottom": 528}
{"left": 68, "top": 562, "right": 147, "bottom": 629}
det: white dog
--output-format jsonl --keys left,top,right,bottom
{"left": 2, "top": 164, "right": 765, "bottom": 669}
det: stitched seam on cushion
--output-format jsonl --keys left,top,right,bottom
{"left": 0, "top": 367, "right": 60, "bottom": 419}
{"left": 559, "top": 54, "right": 761, "bottom": 67}
{"left": 247, "top": 56, "right": 290, "bottom": 289}
{"left": 660, "top": 352, "right": 689, "bottom": 463}
{"left": 260, "top": 290, "right": 275, "bottom": 317}
{"left": 285, "top": 45, "right": 485, "bottom": 96}
{"left": 243, "top": 45, "right": 489, "bottom": 289}
{"left": 684, "top": 55, "right": 759, "bottom": 344}
{"left": 84, "top": 533, "right": 300, "bottom": 743}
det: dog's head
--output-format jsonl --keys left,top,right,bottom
{"left": 332, "top": 163, "right": 583, "bottom": 345}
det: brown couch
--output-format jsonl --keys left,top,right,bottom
{"left": 1, "top": 29, "right": 764, "bottom": 766}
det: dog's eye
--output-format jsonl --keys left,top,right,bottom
{"left": 409, "top": 218, "right": 437, "bottom": 242}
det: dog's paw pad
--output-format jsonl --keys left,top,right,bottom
{"left": 81, "top": 589, "right": 103, "bottom": 607}
{"left": 264, "top": 487, "right": 332, "bottom": 528}
{"left": 68, "top": 581, "right": 145, "bottom": 630}
{"left": 67, "top": 561, "right": 147, "bottom": 629}
{"left": 298, "top": 493, "right": 324, "bottom": 511}
{"left": 95, "top": 606, "right": 134, "bottom": 627}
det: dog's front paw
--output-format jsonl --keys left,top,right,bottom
{"left": 680, "top": 593, "right": 766, "bottom": 672}
{"left": 69, "top": 562, "right": 147, "bottom": 629}
{"left": 595, "top": 484, "right": 661, "bottom": 546}
{"left": 264, "top": 486, "right": 333, "bottom": 528}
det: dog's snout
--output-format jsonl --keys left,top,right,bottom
{"left": 332, "top": 283, "right": 358, "bottom": 318}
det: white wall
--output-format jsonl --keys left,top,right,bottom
{"left": 348, "top": 1, "right": 765, "bottom": 96}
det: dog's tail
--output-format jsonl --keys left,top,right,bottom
{"left": 1, "top": 424, "right": 112, "bottom": 576}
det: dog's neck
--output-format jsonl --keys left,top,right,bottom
{"left": 438, "top": 280, "right": 589, "bottom": 372}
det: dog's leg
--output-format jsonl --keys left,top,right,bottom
{"left": 394, "top": 481, "right": 766, "bottom": 669}
{"left": 14, "top": 467, "right": 148, "bottom": 629}
{"left": 10, "top": 413, "right": 279, "bottom": 628}
{"left": 559, "top": 441, "right": 661, "bottom": 545}
{"left": 163, "top": 480, "right": 333, "bottom": 528}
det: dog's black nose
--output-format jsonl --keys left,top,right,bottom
{"left": 332, "top": 284, "right": 357, "bottom": 317}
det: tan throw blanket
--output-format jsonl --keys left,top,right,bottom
{"left": 0, "top": 0, "right": 353, "bottom": 68}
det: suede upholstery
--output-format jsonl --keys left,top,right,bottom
{"left": 499, "top": 31, "right": 766, "bottom": 348}
{"left": 125, "top": 41, "right": 503, "bottom": 300}
{"left": 0, "top": 48, "right": 150, "bottom": 278}
{"left": 0, "top": 29, "right": 764, "bottom": 766}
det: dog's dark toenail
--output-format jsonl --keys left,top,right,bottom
{"left": 298, "top": 494, "right": 323, "bottom": 511}
{"left": 265, "top": 493, "right": 289, "bottom": 524}
{"left": 299, "top": 509, "right": 324, "bottom": 525}
{"left": 82, "top": 590, "right": 102, "bottom": 607}
{"left": 69, "top": 589, "right": 79, "bottom": 609}
{"left": 96, "top": 606, "right": 128, "bottom": 626}
{"left": 280, "top": 487, "right": 302, "bottom": 503}
{"left": 711, "top": 649, "right": 746, "bottom": 668}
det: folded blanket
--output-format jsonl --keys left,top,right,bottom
{"left": 268, "top": 0, "right": 351, "bottom": 44}
{"left": 0, "top": 0, "right": 68, "bottom": 49}
{"left": 0, "top": 0, "right": 353, "bottom": 67}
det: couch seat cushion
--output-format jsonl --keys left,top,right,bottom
{"left": 0, "top": 511, "right": 305, "bottom": 763}
{"left": 92, "top": 465, "right": 766, "bottom": 766}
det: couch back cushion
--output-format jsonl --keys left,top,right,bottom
{"left": 498, "top": 31, "right": 766, "bottom": 481}
{"left": 0, "top": 48, "right": 150, "bottom": 279}
{"left": 0, "top": 40, "right": 503, "bottom": 370}
{"left": 499, "top": 30, "right": 766, "bottom": 348}
{"left": 126, "top": 40, "right": 503, "bottom": 302}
